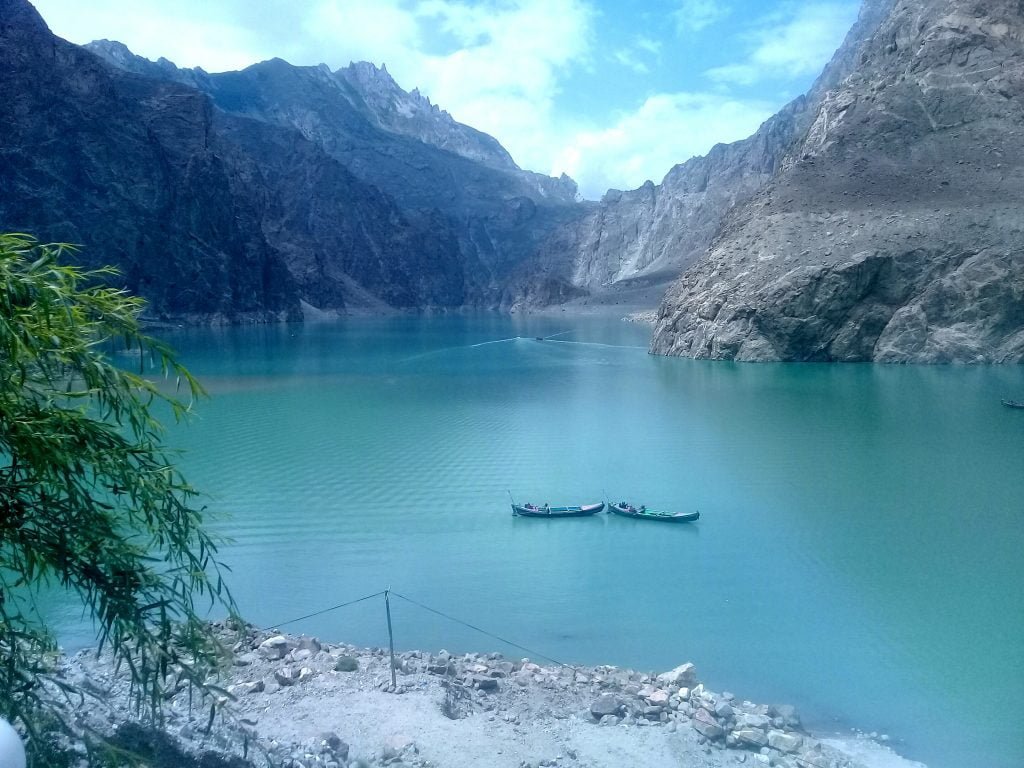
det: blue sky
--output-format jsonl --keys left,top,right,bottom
{"left": 32, "top": 0, "right": 860, "bottom": 198}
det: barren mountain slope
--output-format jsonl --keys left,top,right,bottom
{"left": 529, "top": 1, "right": 894, "bottom": 302}
{"left": 652, "top": 0, "right": 1024, "bottom": 362}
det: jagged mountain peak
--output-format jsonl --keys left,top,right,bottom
{"left": 82, "top": 36, "right": 559, "bottom": 182}
{"left": 335, "top": 60, "right": 520, "bottom": 173}
{"left": 87, "top": 39, "right": 192, "bottom": 76}
{"left": 342, "top": 60, "right": 396, "bottom": 86}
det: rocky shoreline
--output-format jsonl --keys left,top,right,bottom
{"left": 41, "top": 624, "right": 924, "bottom": 768}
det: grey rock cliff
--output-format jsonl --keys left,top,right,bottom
{"left": 531, "top": 2, "right": 893, "bottom": 304}
{"left": 652, "top": 0, "right": 1024, "bottom": 362}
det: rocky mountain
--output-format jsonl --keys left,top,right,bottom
{"left": 529, "top": 1, "right": 896, "bottom": 304}
{"left": 0, "top": 0, "right": 584, "bottom": 321}
{"left": 651, "top": 0, "right": 1024, "bottom": 362}
{"left": 83, "top": 41, "right": 583, "bottom": 275}
{"left": 87, "top": 39, "right": 580, "bottom": 203}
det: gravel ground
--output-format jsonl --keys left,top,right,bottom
{"left": 43, "top": 625, "right": 926, "bottom": 768}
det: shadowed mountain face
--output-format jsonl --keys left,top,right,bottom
{"left": 0, "top": 0, "right": 584, "bottom": 320}
{"left": 651, "top": 0, "right": 1024, "bottom": 362}
{"left": 82, "top": 39, "right": 585, "bottom": 308}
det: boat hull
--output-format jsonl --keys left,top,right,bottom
{"left": 609, "top": 503, "right": 700, "bottom": 523}
{"left": 512, "top": 502, "right": 605, "bottom": 518}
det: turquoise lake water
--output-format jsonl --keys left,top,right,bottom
{"left": 44, "top": 315, "right": 1024, "bottom": 767}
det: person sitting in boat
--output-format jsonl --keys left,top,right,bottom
{"left": 638, "top": 505, "right": 646, "bottom": 513}
{"left": 544, "top": 503, "right": 551, "bottom": 514}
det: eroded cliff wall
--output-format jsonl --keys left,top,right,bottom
{"left": 652, "top": 0, "right": 1024, "bottom": 362}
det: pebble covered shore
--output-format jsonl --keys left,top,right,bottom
{"left": 45, "top": 623, "right": 923, "bottom": 768}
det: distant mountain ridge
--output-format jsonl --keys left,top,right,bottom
{"left": 0, "top": 0, "right": 586, "bottom": 321}
{"left": 85, "top": 40, "right": 572, "bottom": 190}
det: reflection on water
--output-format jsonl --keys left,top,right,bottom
{"left": 37, "top": 315, "right": 1024, "bottom": 768}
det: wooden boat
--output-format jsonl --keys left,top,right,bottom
{"left": 511, "top": 502, "right": 605, "bottom": 518}
{"left": 609, "top": 502, "right": 700, "bottom": 523}
{"left": 1002, "top": 399, "right": 1024, "bottom": 409}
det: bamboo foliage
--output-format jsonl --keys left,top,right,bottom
{"left": 0, "top": 234, "right": 237, "bottom": 761}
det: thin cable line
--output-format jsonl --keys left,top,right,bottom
{"left": 260, "top": 590, "right": 386, "bottom": 632}
{"left": 390, "top": 591, "right": 572, "bottom": 669}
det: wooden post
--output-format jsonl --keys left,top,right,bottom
{"left": 385, "top": 588, "right": 397, "bottom": 691}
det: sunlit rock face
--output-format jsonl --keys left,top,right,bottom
{"left": 529, "top": 3, "right": 899, "bottom": 305}
{"left": 652, "top": 0, "right": 1024, "bottom": 362}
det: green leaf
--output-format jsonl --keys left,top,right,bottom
{"left": 0, "top": 233, "right": 237, "bottom": 758}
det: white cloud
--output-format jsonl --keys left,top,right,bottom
{"left": 706, "top": 1, "right": 857, "bottom": 85}
{"left": 612, "top": 34, "right": 663, "bottom": 75}
{"left": 613, "top": 49, "right": 650, "bottom": 74}
{"left": 416, "top": 0, "right": 593, "bottom": 108}
{"left": 29, "top": 0, "right": 826, "bottom": 198}
{"left": 674, "top": 0, "right": 731, "bottom": 34}
{"left": 33, "top": 0, "right": 266, "bottom": 72}
{"left": 551, "top": 92, "right": 776, "bottom": 199}
{"left": 304, "top": 1, "right": 423, "bottom": 68}
{"left": 635, "top": 36, "right": 663, "bottom": 56}
{"left": 302, "top": 0, "right": 593, "bottom": 176}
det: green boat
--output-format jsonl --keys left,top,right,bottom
{"left": 609, "top": 502, "right": 700, "bottom": 523}
{"left": 512, "top": 502, "right": 605, "bottom": 518}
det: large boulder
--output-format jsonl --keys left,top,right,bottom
{"left": 274, "top": 667, "right": 298, "bottom": 687}
{"left": 590, "top": 694, "right": 626, "bottom": 720}
{"left": 258, "top": 635, "right": 291, "bottom": 661}
{"left": 333, "top": 655, "right": 359, "bottom": 672}
{"left": 768, "top": 729, "right": 804, "bottom": 753}
{"left": 734, "top": 728, "right": 769, "bottom": 749}
{"left": 656, "top": 662, "right": 697, "bottom": 688}
{"left": 693, "top": 708, "right": 725, "bottom": 740}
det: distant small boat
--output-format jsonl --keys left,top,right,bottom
{"left": 609, "top": 502, "right": 700, "bottom": 523}
{"left": 1002, "top": 399, "right": 1024, "bottom": 409}
{"left": 512, "top": 502, "right": 605, "bottom": 517}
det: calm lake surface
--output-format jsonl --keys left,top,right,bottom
{"left": 48, "top": 315, "right": 1024, "bottom": 768}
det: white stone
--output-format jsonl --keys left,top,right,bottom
{"left": 736, "top": 713, "right": 771, "bottom": 730}
{"left": 0, "top": 719, "right": 26, "bottom": 768}
{"left": 646, "top": 690, "right": 670, "bottom": 707}
{"left": 767, "top": 729, "right": 803, "bottom": 753}
{"left": 258, "top": 635, "right": 292, "bottom": 660}
{"left": 734, "top": 729, "right": 768, "bottom": 748}
{"left": 656, "top": 662, "right": 697, "bottom": 688}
